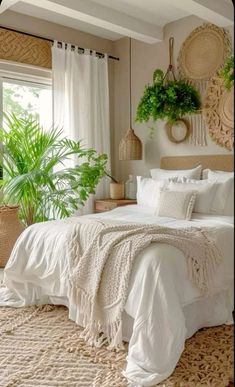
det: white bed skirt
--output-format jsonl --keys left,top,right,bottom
{"left": 49, "top": 285, "right": 233, "bottom": 343}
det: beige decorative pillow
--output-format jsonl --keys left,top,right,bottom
{"left": 156, "top": 190, "right": 197, "bottom": 220}
{"left": 167, "top": 180, "right": 219, "bottom": 214}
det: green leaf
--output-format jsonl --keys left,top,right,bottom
{"left": 218, "top": 54, "right": 234, "bottom": 90}
{"left": 1, "top": 113, "right": 108, "bottom": 226}
{"left": 135, "top": 68, "right": 201, "bottom": 125}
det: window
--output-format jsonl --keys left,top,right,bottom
{"left": 0, "top": 62, "right": 52, "bottom": 178}
{"left": 0, "top": 61, "right": 52, "bottom": 129}
{"left": 2, "top": 79, "right": 52, "bottom": 129}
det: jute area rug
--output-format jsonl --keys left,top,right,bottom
{"left": 0, "top": 305, "right": 233, "bottom": 387}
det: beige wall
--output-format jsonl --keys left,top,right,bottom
{"left": 113, "top": 16, "right": 234, "bottom": 181}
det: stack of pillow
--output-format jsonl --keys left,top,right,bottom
{"left": 137, "top": 165, "right": 234, "bottom": 220}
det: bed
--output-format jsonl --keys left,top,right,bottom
{"left": 0, "top": 155, "right": 234, "bottom": 387}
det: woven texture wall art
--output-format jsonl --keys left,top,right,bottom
{"left": 0, "top": 28, "right": 52, "bottom": 68}
{"left": 178, "top": 23, "right": 232, "bottom": 146}
{"left": 203, "top": 77, "right": 234, "bottom": 151}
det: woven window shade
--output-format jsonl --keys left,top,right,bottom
{"left": 119, "top": 128, "right": 142, "bottom": 160}
{"left": 0, "top": 28, "right": 51, "bottom": 68}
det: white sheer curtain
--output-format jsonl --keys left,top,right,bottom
{"left": 52, "top": 42, "right": 111, "bottom": 213}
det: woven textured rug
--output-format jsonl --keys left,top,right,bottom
{"left": 0, "top": 305, "right": 233, "bottom": 387}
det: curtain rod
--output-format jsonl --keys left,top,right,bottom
{"left": 0, "top": 26, "right": 120, "bottom": 61}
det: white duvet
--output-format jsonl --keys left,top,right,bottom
{"left": 0, "top": 205, "right": 234, "bottom": 386}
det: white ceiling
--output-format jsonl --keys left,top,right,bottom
{"left": 11, "top": 1, "right": 122, "bottom": 40}
{"left": 91, "top": 0, "right": 191, "bottom": 27}
{"left": 0, "top": 0, "right": 234, "bottom": 43}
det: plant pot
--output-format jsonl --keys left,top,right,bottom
{"left": 110, "top": 182, "right": 124, "bottom": 200}
{"left": 0, "top": 205, "right": 25, "bottom": 268}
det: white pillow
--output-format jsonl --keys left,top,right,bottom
{"left": 202, "top": 169, "right": 234, "bottom": 180}
{"left": 168, "top": 178, "right": 233, "bottom": 215}
{"left": 206, "top": 170, "right": 234, "bottom": 216}
{"left": 136, "top": 176, "right": 168, "bottom": 208}
{"left": 150, "top": 165, "right": 202, "bottom": 181}
{"left": 167, "top": 180, "right": 218, "bottom": 214}
{"left": 156, "top": 189, "right": 197, "bottom": 220}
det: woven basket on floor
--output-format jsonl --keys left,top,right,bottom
{"left": 0, "top": 205, "right": 25, "bottom": 268}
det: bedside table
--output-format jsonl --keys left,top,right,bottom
{"left": 94, "top": 199, "right": 137, "bottom": 213}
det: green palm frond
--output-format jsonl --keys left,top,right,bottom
{"left": 0, "top": 113, "right": 108, "bottom": 226}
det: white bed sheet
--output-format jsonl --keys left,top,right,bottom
{"left": 0, "top": 205, "right": 234, "bottom": 386}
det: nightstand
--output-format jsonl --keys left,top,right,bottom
{"left": 94, "top": 199, "right": 137, "bottom": 213}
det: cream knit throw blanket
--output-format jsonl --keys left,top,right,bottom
{"left": 67, "top": 218, "right": 222, "bottom": 349}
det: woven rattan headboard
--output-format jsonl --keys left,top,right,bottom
{"left": 160, "top": 155, "right": 234, "bottom": 172}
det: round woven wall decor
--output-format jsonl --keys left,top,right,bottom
{"left": 202, "top": 77, "right": 234, "bottom": 151}
{"left": 178, "top": 23, "right": 231, "bottom": 81}
{"left": 165, "top": 119, "right": 190, "bottom": 143}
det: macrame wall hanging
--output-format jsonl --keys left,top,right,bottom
{"left": 178, "top": 23, "right": 231, "bottom": 146}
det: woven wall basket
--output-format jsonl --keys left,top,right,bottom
{"left": 178, "top": 23, "right": 231, "bottom": 82}
{"left": 0, "top": 205, "right": 25, "bottom": 268}
{"left": 178, "top": 23, "right": 231, "bottom": 147}
{"left": 202, "top": 77, "right": 234, "bottom": 151}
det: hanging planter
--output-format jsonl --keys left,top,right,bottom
{"left": 136, "top": 38, "right": 201, "bottom": 126}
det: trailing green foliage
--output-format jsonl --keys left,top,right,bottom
{"left": 219, "top": 54, "right": 234, "bottom": 90}
{"left": 136, "top": 69, "right": 201, "bottom": 123}
{"left": 0, "top": 114, "right": 108, "bottom": 226}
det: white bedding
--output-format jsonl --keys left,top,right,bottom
{"left": 0, "top": 205, "right": 234, "bottom": 386}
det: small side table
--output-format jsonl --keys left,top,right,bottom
{"left": 94, "top": 199, "right": 137, "bottom": 213}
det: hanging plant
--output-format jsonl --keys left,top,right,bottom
{"left": 136, "top": 68, "right": 201, "bottom": 124}
{"left": 218, "top": 54, "right": 234, "bottom": 90}
{"left": 136, "top": 37, "right": 201, "bottom": 125}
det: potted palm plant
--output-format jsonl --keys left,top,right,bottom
{"left": 0, "top": 114, "right": 108, "bottom": 226}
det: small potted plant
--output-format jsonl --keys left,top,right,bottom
{"left": 105, "top": 172, "right": 124, "bottom": 200}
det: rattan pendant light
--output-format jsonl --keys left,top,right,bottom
{"left": 119, "top": 38, "right": 142, "bottom": 160}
